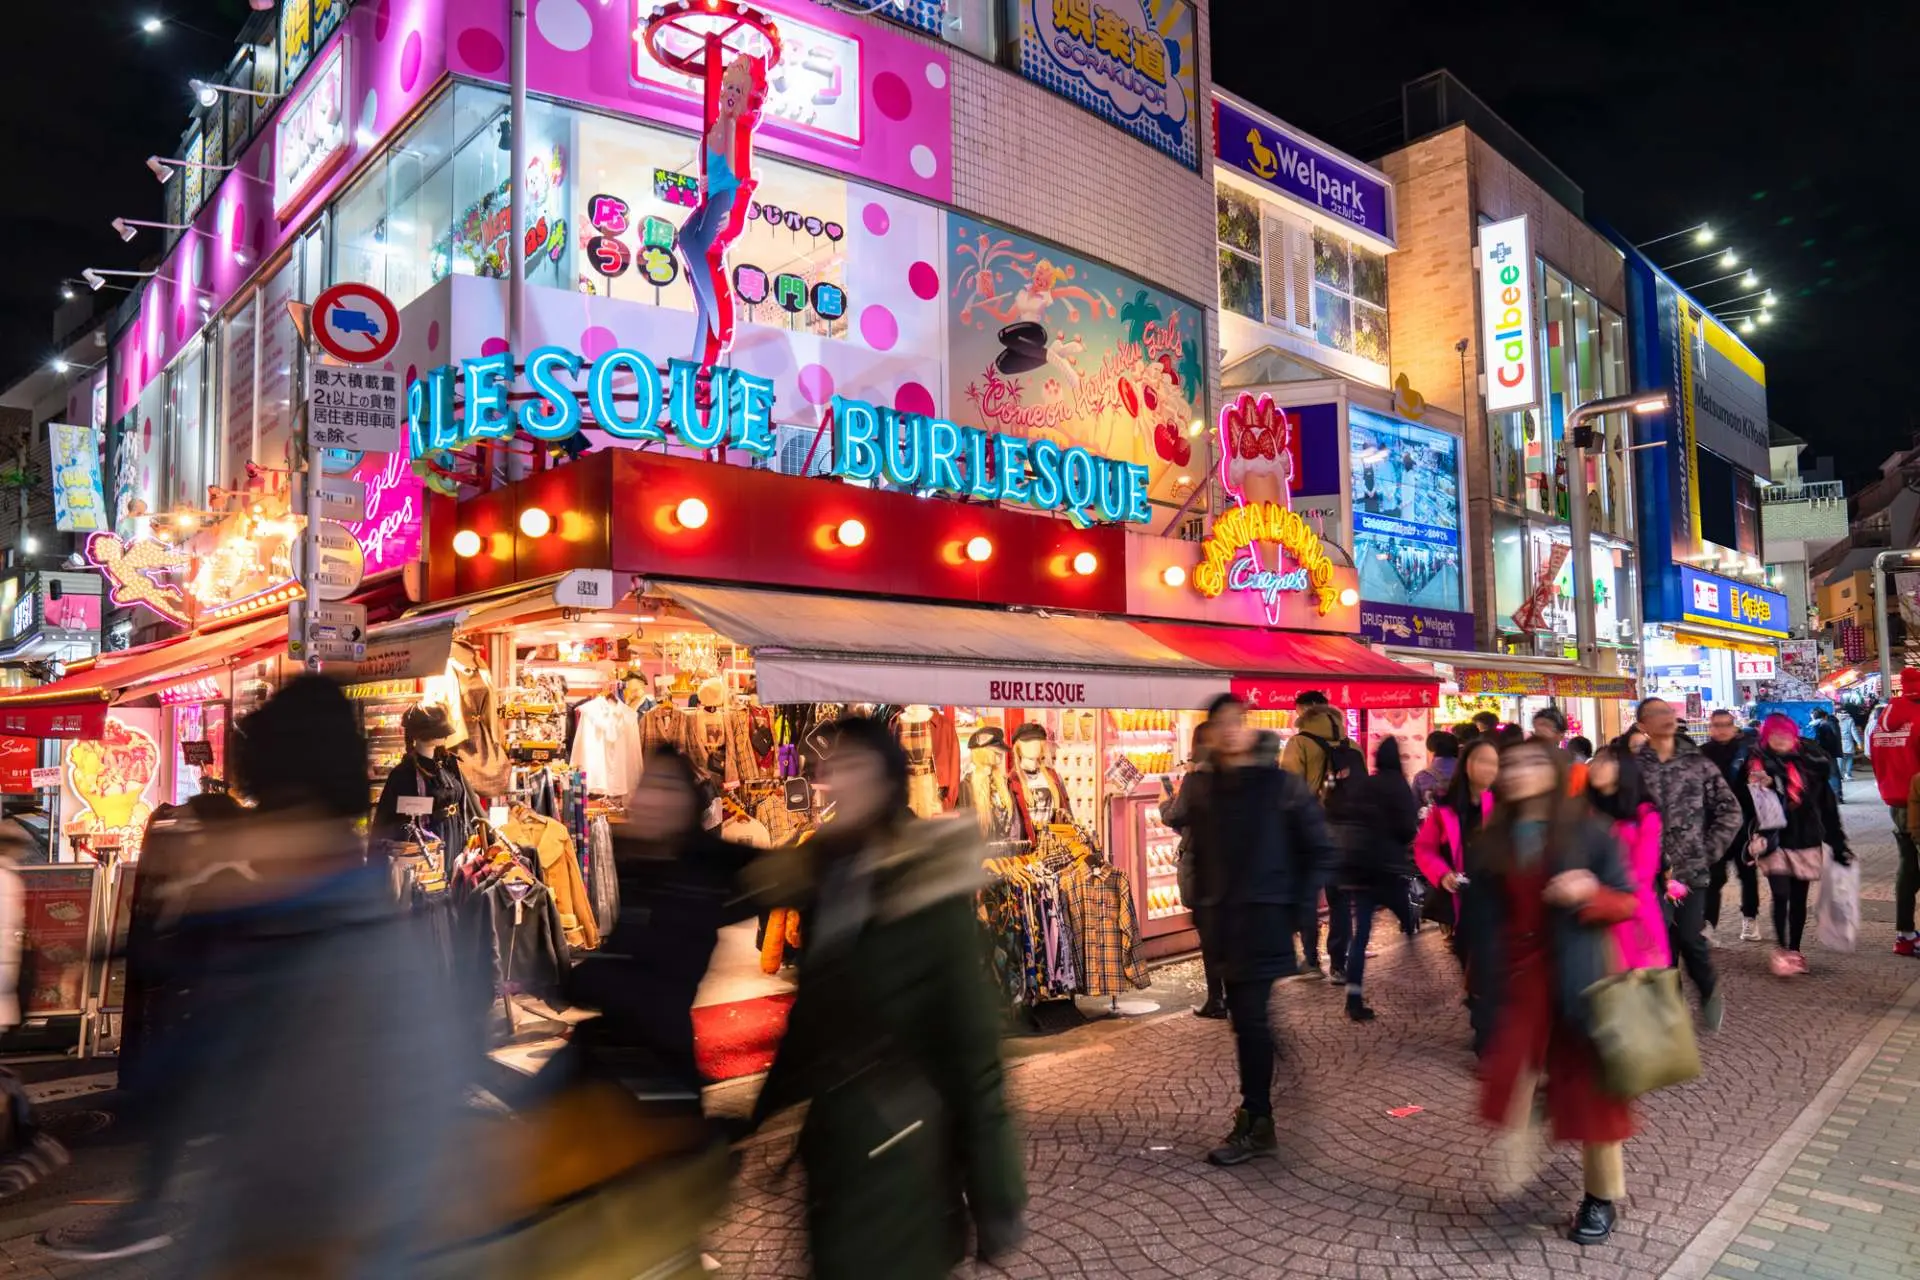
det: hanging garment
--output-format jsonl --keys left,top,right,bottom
{"left": 639, "top": 702, "right": 690, "bottom": 757}
{"left": 747, "top": 704, "right": 777, "bottom": 772}
{"left": 1011, "top": 765, "right": 1073, "bottom": 834}
{"left": 453, "top": 860, "right": 569, "bottom": 1002}
{"left": 372, "top": 753, "right": 473, "bottom": 861}
{"left": 896, "top": 715, "right": 942, "bottom": 820}
{"left": 452, "top": 645, "right": 512, "bottom": 799}
{"left": 586, "top": 815, "right": 619, "bottom": 940}
{"left": 929, "top": 707, "right": 960, "bottom": 808}
{"left": 571, "top": 696, "right": 642, "bottom": 796}
{"left": 1060, "top": 860, "right": 1149, "bottom": 996}
{"left": 689, "top": 707, "right": 764, "bottom": 787}
{"left": 501, "top": 813, "right": 600, "bottom": 951}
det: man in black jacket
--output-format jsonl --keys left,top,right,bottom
{"left": 1700, "top": 709, "right": 1760, "bottom": 943}
{"left": 1187, "top": 694, "right": 1339, "bottom": 1167}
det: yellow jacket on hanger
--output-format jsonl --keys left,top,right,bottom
{"left": 503, "top": 813, "right": 601, "bottom": 951}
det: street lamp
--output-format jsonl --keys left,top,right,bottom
{"left": 189, "top": 79, "right": 281, "bottom": 109}
{"left": 82, "top": 268, "right": 156, "bottom": 291}
{"left": 1564, "top": 392, "right": 1669, "bottom": 664}
{"left": 1636, "top": 222, "right": 1713, "bottom": 249}
{"left": 146, "top": 155, "right": 234, "bottom": 184}
{"left": 112, "top": 216, "right": 192, "bottom": 242}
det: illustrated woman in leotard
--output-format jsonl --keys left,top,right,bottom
{"left": 678, "top": 56, "right": 768, "bottom": 367}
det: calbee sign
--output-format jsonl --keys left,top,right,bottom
{"left": 1478, "top": 216, "right": 1538, "bottom": 413}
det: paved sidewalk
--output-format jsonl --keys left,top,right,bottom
{"left": 4, "top": 792, "right": 1919, "bottom": 1278}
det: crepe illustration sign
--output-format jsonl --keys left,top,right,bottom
{"left": 947, "top": 218, "right": 1203, "bottom": 511}
{"left": 1195, "top": 501, "right": 1336, "bottom": 619}
{"left": 62, "top": 713, "right": 162, "bottom": 858}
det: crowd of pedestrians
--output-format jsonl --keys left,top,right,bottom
{"left": 1166, "top": 687, "right": 1872, "bottom": 1248}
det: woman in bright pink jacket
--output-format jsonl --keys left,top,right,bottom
{"left": 1584, "top": 743, "right": 1670, "bottom": 968}
{"left": 1414, "top": 739, "right": 1500, "bottom": 937}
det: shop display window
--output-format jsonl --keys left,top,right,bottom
{"left": 171, "top": 701, "right": 230, "bottom": 804}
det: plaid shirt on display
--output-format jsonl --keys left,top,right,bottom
{"left": 1062, "top": 861, "right": 1148, "bottom": 996}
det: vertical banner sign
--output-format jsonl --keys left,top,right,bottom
{"left": 1675, "top": 293, "right": 1705, "bottom": 557}
{"left": 1020, "top": 0, "right": 1198, "bottom": 170}
{"left": 1478, "top": 216, "right": 1538, "bottom": 413}
{"left": 46, "top": 424, "right": 109, "bottom": 533}
{"left": 1510, "top": 542, "right": 1570, "bottom": 633}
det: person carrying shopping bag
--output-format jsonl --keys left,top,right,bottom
{"left": 1746, "top": 714, "right": 1851, "bottom": 976}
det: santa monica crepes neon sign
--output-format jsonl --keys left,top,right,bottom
{"left": 1198, "top": 392, "right": 1336, "bottom": 617}
{"left": 403, "top": 348, "right": 1153, "bottom": 525}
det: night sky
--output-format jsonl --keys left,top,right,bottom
{"left": 2, "top": 3, "right": 1910, "bottom": 489}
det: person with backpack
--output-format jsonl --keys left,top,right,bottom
{"left": 1280, "top": 693, "right": 1354, "bottom": 976}
{"left": 1326, "top": 737, "right": 1420, "bottom": 1021}
{"left": 1873, "top": 670, "right": 1920, "bottom": 957}
{"left": 1413, "top": 731, "right": 1459, "bottom": 809}
{"left": 1809, "top": 709, "right": 1845, "bottom": 800}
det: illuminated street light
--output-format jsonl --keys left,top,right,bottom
{"left": 140, "top": 16, "right": 163, "bottom": 34}
{"left": 1636, "top": 222, "right": 1713, "bottom": 249}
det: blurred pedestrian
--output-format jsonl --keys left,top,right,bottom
{"left": 1281, "top": 694, "right": 1355, "bottom": 975}
{"left": 1453, "top": 720, "right": 1479, "bottom": 747}
{"left": 745, "top": 716, "right": 1026, "bottom": 1275}
{"left": 1809, "top": 709, "right": 1846, "bottom": 800}
{"left": 1634, "top": 698, "right": 1739, "bottom": 1022}
{"left": 1415, "top": 738, "right": 1498, "bottom": 953}
{"left": 0, "top": 818, "right": 69, "bottom": 1197}
{"left": 1870, "top": 669, "right": 1920, "bottom": 956}
{"left": 1327, "top": 737, "right": 1419, "bottom": 1022}
{"left": 1413, "top": 731, "right": 1458, "bottom": 809}
{"left": 1165, "top": 721, "right": 1226, "bottom": 1019}
{"left": 567, "top": 746, "right": 752, "bottom": 1097}
{"left": 1566, "top": 736, "right": 1593, "bottom": 795}
{"left": 1700, "top": 709, "right": 1761, "bottom": 945}
{"left": 1188, "top": 694, "right": 1338, "bottom": 1165}
{"left": 130, "top": 676, "right": 463, "bottom": 1275}
{"left": 1583, "top": 745, "right": 1671, "bottom": 973}
{"left": 1473, "top": 711, "right": 1502, "bottom": 739}
{"left": 1463, "top": 739, "right": 1641, "bottom": 1246}
{"left": 1532, "top": 707, "right": 1568, "bottom": 751}
{"left": 1747, "top": 713, "right": 1851, "bottom": 976}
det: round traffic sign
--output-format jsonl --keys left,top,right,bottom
{"left": 312, "top": 282, "right": 401, "bottom": 364}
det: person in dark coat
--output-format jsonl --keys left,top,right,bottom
{"left": 566, "top": 746, "right": 753, "bottom": 1098}
{"left": 1165, "top": 721, "right": 1225, "bottom": 1019}
{"left": 1463, "top": 738, "right": 1641, "bottom": 1247}
{"left": 1746, "top": 714, "right": 1851, "bottom": 973}
{"left": 1328, "top": 737, "right": 1420, "bottom": 1022}
{"left": 1186, "top": 694, "right": 1339, "bottom": 1166}
{"left": 746, "top": 716, "right": 1025, "bottom": 1278}
{"left": 1700, "top": 709, "right": 1761, "bottom": 943}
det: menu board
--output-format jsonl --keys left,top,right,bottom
{"left": 17, "top": 867, "right": 97, "bottom": 1016}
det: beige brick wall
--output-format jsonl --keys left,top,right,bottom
{"left": 1381, "top": 125, "right": 1629, "bottom": 647}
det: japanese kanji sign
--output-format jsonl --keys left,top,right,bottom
{"left": 307, "top": 366, "right": 401, "bottom": 454}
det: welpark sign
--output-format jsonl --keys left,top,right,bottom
{"left": 406, "top": 346, "right": 1154, "bottom": 525}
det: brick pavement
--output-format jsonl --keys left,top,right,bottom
{"left": 5, "top": 792, "right": 1920, "bottom": 1278}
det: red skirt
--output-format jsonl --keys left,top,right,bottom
{"left": 1477, "top": 874, "right": 1634, "bottom": 1144}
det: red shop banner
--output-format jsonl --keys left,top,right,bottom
{"left": 0, "top": 736, "right": 33, "bottom": 794}
{"left": 1235, "top": 677, "right": 1439, "bottom": 712}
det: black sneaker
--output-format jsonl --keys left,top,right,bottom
{"left": 1568, "top": 1195, "right": 1617, "bottom": 1246}
{"left": 40, "top": 1210, "right": 174, "bottom": 1263}
{"left": 0, "top": 1133, "right": 70, "bottom": 1198}
{"left": 1205, "top": 1108, "right": 1277, "bottom": 1166}
{"left": 1346, "top": 994, "right": 1376, "bottom": 1022}
{"left": 1192, "top": 999, "right": 1229, "bottom": 1020}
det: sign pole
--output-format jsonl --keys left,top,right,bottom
{"left": 289, "top": 302, "right": 317, "bottom": 672}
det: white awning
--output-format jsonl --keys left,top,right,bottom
{"left": 660, "top": 584, "right": 1229, "bottom": 710}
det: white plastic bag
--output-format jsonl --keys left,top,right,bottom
{"left": 1818, "top": 853, "right": 1860, "bottom": 952}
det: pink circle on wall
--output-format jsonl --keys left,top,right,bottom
{"left": 405, "top": 364, "right": 418, "bottom": 390}
{"left": 860, "top": 306, "right": 899, "bottom": 352}
{"left": 907, "top": 261, "right": 940, "bottom": 301}
{"left": 400, "top": 31, "right": 424, "bottom": 92}
{"left": 580, "top": 326, "right": 617, "bottom": 361}
{"left": 229, "top": 203, "right": 246, "bottom": 249}
{"left": 457, "top": 28, "right": 507, "bottom": 75}
{"left": 373, "top": 0, "right": 393, "bottom": 42}
{"left": 426, "top": 321, "right": 441, "bottom": 352}
{"left": 895, "top": 382, "right": 936, "bottom": 418}
{"left": 251, "top": 217, "right": 266, "bottom": 254}
{"left": 175, "top": 304, "right": 190, "bottom": 342}
{"left": 481, "top": 336, "right": 510, "bottom": 357}
{"left": 862, "top": 202, "right": 890, "bottom": 236}
{"left": 796, "top": 364, "right": 835, "bottom": 405}
{"left": 871, "top": 72, "right": 912, "bottom": 122}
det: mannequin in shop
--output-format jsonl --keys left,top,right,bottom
{"left": 372, "top": 706, "right": 473, "bottom": 857}
{"left": 1010, "top": 722, "right": 1074, "bottom": 836}
{"left": 639, "top": 675, "right": 691, "bottom": 756}
{"left": 895, "top": 705, "right": 959, "bottom": 818}
{"left": 571, "top": 680, "right": 643, "bottom": 797}
{"left": 689, "top": 677, "right": 763, "bottom": 787}
{"left": 957, "top": 726, "right": 1019, "bottom": 844}
{"left": 438, "top": 641, "right": 511, "bottom": 800}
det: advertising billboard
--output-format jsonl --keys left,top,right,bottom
{"left": 947, "top": 217, "right": 1205, "bottom": 507}
{"left": 1350, "top": 406, "right": 1467, "bottom": 646}
{"left": 1478, "top": 216, "right": 1539, "bottom": 413}
{"left": 1020, "top": 0, "right": 1199, "bottom": 170}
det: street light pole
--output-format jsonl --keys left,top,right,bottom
{"left": 1563, "top": 392, "right": 1670, "bottom": 667}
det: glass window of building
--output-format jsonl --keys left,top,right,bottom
{"left": 1493, "top": 514, "right": 1527, "bottom": 630}
{"left": 221, "top": 298, "right": 257, "bottom": 492}
{"left": 1217, "top": 188, "right": 1263, "bottom": 322}
{"left": 1213, "top": 181, "right": 1386, "bottom": 370}
{"left": 167, "top": 339, "right": 213, "bottom": 516}
{"left": 1311, "top": 228, "right": 1388, "bottom": 364}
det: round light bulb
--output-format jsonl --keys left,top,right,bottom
{"left": 1339, "top": 587, "right": 1359, "bottom": 607}
{"left": 1188, "top": 419, "right": 1204, "bottom": 437}
{"left": 965, "top": 536, "right": 993, "bottom": 563}
{"left": 452, "top": 529, "right": 482, "bottom": 557}
{"left": 518, "top": 506, "right": 552, "bottom": 538}
{"left": 675, "top": 497, "right": 709, "bottom": 530}
{"left": 835, "top": 518, "right": 867, "bottom": 547}
{"left": 1072, "top": 551, "right": 1098, "bottom": 576}
{"left": 1161, "top": 565, "right": 1187, "bottom": 588}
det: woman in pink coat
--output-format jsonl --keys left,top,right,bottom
{"left": 1414, "top": 740, "right": 1499, "bottom": 939}
{"left": 1583, "top": 744, "right": 1670, "bottom": 968}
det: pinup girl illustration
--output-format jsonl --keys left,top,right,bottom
{"left": 1218, "top": 391, "right": 1295, "bottom": 566}
{"left": 678, "top": 56, "right": 769, "bottom": 368}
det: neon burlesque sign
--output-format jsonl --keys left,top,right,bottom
{"left": 405, "top": 347, "right": 1153, "bottom": 524}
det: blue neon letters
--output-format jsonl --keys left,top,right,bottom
{"left": 405, "top": 346, "right": 1149, "bottom": 523}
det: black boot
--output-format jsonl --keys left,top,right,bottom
{"left": 1568, "top": 1195, "right": 1617, "bottom": 1245}
{"left": 1346, "top": 993, "right": 1376, "bottom": 1022}
{"left": 1205, "top": 1109, "right": 1277, "bottom": 1166}
{"left": 1192, "top": 998, "right": 1229, "bottom": 1020}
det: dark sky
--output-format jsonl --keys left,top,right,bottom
{"left": 3, "top": 3, "right": 1910, "bottom": 489}
{"left": 1213, "top": 0, "right": 1916, "bottom": 489}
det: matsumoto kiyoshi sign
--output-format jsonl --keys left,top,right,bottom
{"left": 1678, "top": 566, "right": 1788, "bottom": 638}
{"left": 406, "top": 346, "right": 1154, "bottom": 524}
